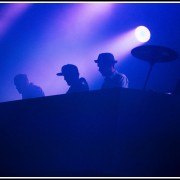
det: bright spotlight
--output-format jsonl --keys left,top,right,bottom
{"left": 135, "top": 26, "right": 151, "bottom": 43}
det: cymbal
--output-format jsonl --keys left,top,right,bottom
{"left": 131, "top": 45, "right": 179, "bottom": 64}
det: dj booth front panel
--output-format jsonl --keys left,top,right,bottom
{"left": 0, "top": 88, "right": 180, "bottom": 177}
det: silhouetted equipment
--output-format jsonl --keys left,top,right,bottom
{"left": 131, "top": 45, "right": 179, "bottom": 90}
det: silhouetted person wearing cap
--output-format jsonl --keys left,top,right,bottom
{"left": 14, "top": 74, "right": 45, "bottom": 99}
{"left": 56, "top": 64, "right": 89, "bottom": 94}
{"left": 94, "top": 53, "right": 128, "bottom": 89}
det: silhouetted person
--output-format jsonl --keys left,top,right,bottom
{"left": 94, "top": 53, "right": 129, "bottom": 89}
{"left": 14, "top": 74, "right": 45, "bottom": 99}
{"left": 56, "top": 64, "right": 89, "bottom": 94}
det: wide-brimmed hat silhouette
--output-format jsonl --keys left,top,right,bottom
{"left": 56, "top": 64, "right": 79, "bottom": 76}
{"left": 94, "top": 53, "right": 117, "bottom": 64}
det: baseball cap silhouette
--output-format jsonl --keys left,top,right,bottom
{"left": 56, "top": 64, "right": 79, "bottom": 76}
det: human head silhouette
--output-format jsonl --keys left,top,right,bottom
{"left": 94, "top": 53, "right": 117, "bottom": 77}
{"left": 56, "top": 64, "right": 80, "bottom": 86}
{"left": 14, "top": 74, "right": 29, "bottom": 94}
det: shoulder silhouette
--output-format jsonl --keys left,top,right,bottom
{"left": 14, "top": 74, "right": 45, "bottom": 99}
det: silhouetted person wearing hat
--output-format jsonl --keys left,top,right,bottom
{"left": 14, "top": 74, "right": 45, "bottom": 99}
{"left": 94, "top": 53, "right": 128, "bottom": 89}
{"left": 56, "top": 64, "right": 89, "bottom": 94}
